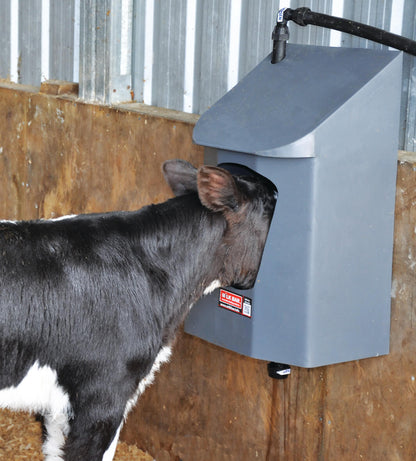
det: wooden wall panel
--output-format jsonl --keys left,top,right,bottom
{"left": 0, "top": 84, "right": 415, "bottom": 461}
{"left": 0, "top": 83, "right": 203, "bottom": 221}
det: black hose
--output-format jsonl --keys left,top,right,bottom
{"left": 285, "top": 7, "right": 416, "bottom": 56}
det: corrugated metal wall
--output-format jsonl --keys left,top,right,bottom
{"left": 0, "top": 0, "right": 415, "bottom": 151}
{"left": 0, "top": 0, "right": 79, "bottom": 84}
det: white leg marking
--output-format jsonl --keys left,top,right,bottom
{"left": 0, "top": 361, "right": 72, "bottom": 461}
{"left": 102, "top": 425, "right": 122, "bottom": 461}
{"left": 203, "top": 279, "right": 221, "bottom": 296}
{"left": 43, "top": 412, "right": 71, "bottom": 461}
{"left": 123, "top": 345, "right": 172, "bottom": 419}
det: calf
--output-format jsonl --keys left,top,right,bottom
{"left": 0, "top": 160, "right": 277, "bottom": 461}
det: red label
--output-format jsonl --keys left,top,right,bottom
{"left": 219, "top": 290, "right": 243, "bottom": 309}
{"left": 219, "top": 289, "right": 252, "bottom": 318}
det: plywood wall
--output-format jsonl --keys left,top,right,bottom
{"left": 0, "top": 84, "right": 414, "bottom": 461}
{"left": 0, "top": 83, "right": 202, "bottom": 220}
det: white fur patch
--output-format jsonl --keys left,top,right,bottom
{"left": 101, "top": 347, "right": 172, "bottom": 461}
{"left": 44, "top": 214, "right": 78, "bottom": 222}
{"left": 123, "top": 345, "right": 172, "bottom": 420}
{"left": 102, "top": 425, "right": 121, "bottom": 461}
{"left": 0, "top": 214, "right": 78, "bottom": 225}
{"left": 0, "top": 219, "right": 17, "bottom": 224}
{"left": 43, "top": 411, "right": 71, "bottom": 461}
{"left": 203, "top": 279, "right": 221, "bottom": 296}
{"left": 0, "top": 361, "right": 72, "bottom": 461}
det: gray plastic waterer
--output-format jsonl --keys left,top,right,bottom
{"left": 185, "top": 44, "right": 402, "bottom": 368}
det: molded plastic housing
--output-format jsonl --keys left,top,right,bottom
{"left": 185, "top": 44, "right": 402, "bottom": 368}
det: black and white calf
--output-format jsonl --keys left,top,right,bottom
{"left": 0, "top": 160, "right": 277, "bottom": 461}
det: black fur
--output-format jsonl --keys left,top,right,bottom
{"left": 0, "top": 160, "right": 277, "bottom": 460}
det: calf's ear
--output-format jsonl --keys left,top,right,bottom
{"left": 163, "top": 159, "right": 198, "bottom": 196}
{"left": 197, "top": 166, "right": 242, "bottom": 212}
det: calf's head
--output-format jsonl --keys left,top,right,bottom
{"left": 163, "top": 160, "right": 277, "bottom": 290}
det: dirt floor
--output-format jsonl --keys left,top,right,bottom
{"left": 0, "top": 409, "right": 153, "bottom": 460}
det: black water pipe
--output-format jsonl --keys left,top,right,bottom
{"left": 272, "top": 7, "right": 416, "bottom": 64}
{"left": 271, "top": 10, "right": 289, "bottom": 64}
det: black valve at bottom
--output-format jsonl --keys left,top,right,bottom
{"left": 267, "top": 362, "right": 291, "bottom": 379}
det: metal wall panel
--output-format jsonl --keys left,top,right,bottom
{"left": 239, "top": 0, "right": 279, "bottom": 80}
{"left": 343, "top": 0, "right": 393, "bottom": 50}
{"left": 0, "top": 0, "right": 414, "bottom": 150}
{"left": 49, "top": 0, "right": 76, "bottom": 82}
{"left": 152, "top": 0, "right": 187, "bottom": 110}
{"left": 19, "top": 0, "right": 42, "bottom": 85}
{"left": 402, "top": 0, "right": 416, "bottom": 152}
{"left": 0, "top": 0, "right": 79, "bottom": 84}
{"left": 0, "top": 0, "right": 11, "bottom": 80}
{"left": 79, "top": 0, "right": 111, "bottom": 102}
{"left": 193, "top": 0, "right": 232, "bottom": 114}
{"left": 289, "top": 0, "right": 332, "bottom": 46}
{"left": 108, "top": 0, "right": 133, "bottom": 102}
{"left": 131, "top": 0, "right": 146, "bottom": 104}
{"left": 79, "top": 0, "right": 133, "bottom": 103}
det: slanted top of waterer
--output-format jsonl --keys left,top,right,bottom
{"left": 193, "top": 44, "right": 399, "bottom": 158}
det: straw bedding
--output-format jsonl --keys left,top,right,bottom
{"left": 0, "top": 409, "right": 152, "bottom": 460}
